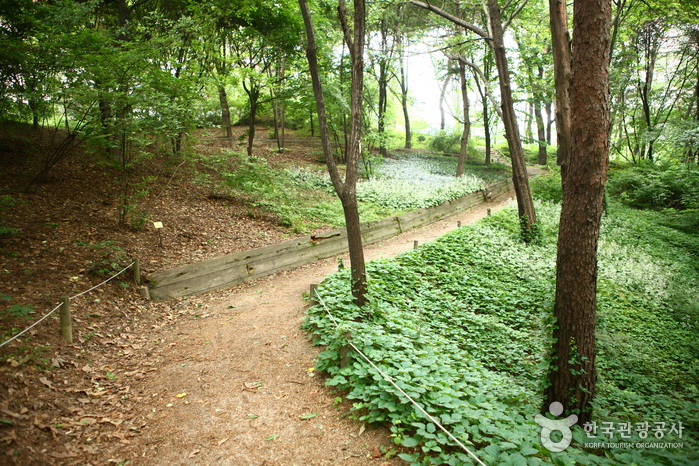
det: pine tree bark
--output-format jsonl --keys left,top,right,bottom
{"left": 545, "top": 0, "right": 612, "bottom": 426}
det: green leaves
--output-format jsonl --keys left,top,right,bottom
{"left": 304, "top": 199, "right": 698, "bottom": 465}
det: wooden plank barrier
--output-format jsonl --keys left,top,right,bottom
{"left": 147, "top": 178, "right": 512, "bottom": 299}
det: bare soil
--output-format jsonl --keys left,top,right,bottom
{"left": 0, "top": 123, "right": 515, "bottom": 465}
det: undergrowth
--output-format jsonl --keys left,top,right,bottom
{"left": 220, "top": 150, "right": 505, "bottom": 232}
{"left": 304, "top": 200, "right": 698, "bottom": 465}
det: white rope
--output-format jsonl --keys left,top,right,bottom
{"left": 70, "top": 260, "right": 135, "bottom": 300}
{"left": 0, "top": 261, "right": 136, "bottom": 348}
{"left": 0, "top": 303, "right": 62, "bottom": 349}
{"left": 313, "top": 290, "right": 486, "bottom": 466}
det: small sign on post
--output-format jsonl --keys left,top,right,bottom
{"left": 153, "top": 221, "right": 164, "bottom": 248}
{"left": 60, "top": 296, "right": 72, "bottom": 344}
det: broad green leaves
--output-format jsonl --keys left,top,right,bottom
{"left": 304, "top": 200, "right": 698, "bottom": 465}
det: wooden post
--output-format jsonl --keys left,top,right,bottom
{"left": 413, "top": 240, "right": 419, "bottom": 249}
{"left": 309, "top": 283, "right": 319, "bottom": 304}
{"left": 340, "top": 332, "right": 353, "bottom": 368}
{"left": 60, "top": 296, "right": 72, "bottom": 344}
{"left": 133, "top": 257, "right": 141, "bottom": 286}
{"left": 457, "top": 221, "right": 462, "bottom": 227}
{"left": 488, "top": 208, "right": 492, "bottom": 216}
{"left": 138, "top": 286, "right": 150, "bottom": 300}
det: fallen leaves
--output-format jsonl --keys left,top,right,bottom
{"left": 38, "top": 377, "right": 53, "bottom": 390}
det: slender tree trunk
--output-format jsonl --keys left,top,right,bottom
{"left": 549, "top": 0, "right": 573, "bottom": 170}
{"left": 309, "top": 108, "right": 315, "bottom": 137}
{"left": 243, "top": 82, "right": 259, "bottom": 158}
{"left": 399, "top": 43, "right": 412, "bottom": 149}
{"left": 457, "top": 61, "right": 470, "bottom": 177}
{"left": 299, "top": 0, "right": 368, "bottom": 307}
{"left": 474, "top": 58, "right": 491, "bottom": 166}
{"left": 545, "top": 0, "right": 612, "bottom": 426}
{"left": 487, "top": 0, "right": 537, "bottom": 239}
{"left": 218, "top": 85, "right": 233, "bottom": 139}
{"left": 535, "top": 101, "right": 547, "bottom": 165}
{"left": 545, "top": 100, "right": 553, "bottom": 144}
{"left": 377, "top": 19, "right": 390, "bottom": 157}
{"left": 438, "top": 73, "right": 451, "bottom": 131}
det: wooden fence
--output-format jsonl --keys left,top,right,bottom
{"left": 146, "top": 178, "right": 512, "bottom": 299}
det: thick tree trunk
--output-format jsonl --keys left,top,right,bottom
{"left": 549, "top": 0, "right": 572, "bottom": 170}
{"left": 487, "top": 0, "right": 537, "bottom": 239}
{"left": 545, "top": 0, "right": 611, "bottom": 426}
{"left": 457, "top": 61, "right": 470, "bottom": 177}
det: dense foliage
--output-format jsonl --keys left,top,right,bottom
{"left": 217, "top": 150, "right": 508, "bottom": 231}
{"left": 606, "top": 164, "right": 699, "bottom": 210}
{"left": 304, "top": 200, "right": 698, "bottom": 464}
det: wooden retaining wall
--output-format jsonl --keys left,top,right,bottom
{"left": 146, "top": 178, "right": 512, "bottom": 299}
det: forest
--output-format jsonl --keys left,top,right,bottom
{"left": 1, "top": 0, "right": 699, "bottom": 464}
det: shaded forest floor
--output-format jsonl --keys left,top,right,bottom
{"left": 0, "top": 123, "right": 515, "bottom": 465}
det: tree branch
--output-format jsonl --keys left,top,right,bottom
{"left": 453, "top": 55, "right": 504, "bottom": 120}
{"left": 408, "top": 0, "right": 491, "bottom": 39}
{"left": 503, "top": 0, "right": 529, "bottom": 31}
{"left": 338, "top": 0, "right": 355, "bottom": 53}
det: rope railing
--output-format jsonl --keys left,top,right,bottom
{"left": 312, "top": 288, "right": 486, "bottom": 466}
{"left": 0, "top": 260, "right": 136, "bottom": 349}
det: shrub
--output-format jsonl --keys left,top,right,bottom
{"left": 606, "top": 164, "right": 699, "bottom": 210}
{"left": 428, "top": 130, "right": 461, "bottom": 154}
{"left": 529, "top": 170, "right": 562, "bottom": 203}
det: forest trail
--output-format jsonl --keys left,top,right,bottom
{"left": 109, "top": 189, "right": 517, "bottom": 465}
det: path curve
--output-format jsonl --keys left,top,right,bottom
{"left": 118, "top": 190, "right": 517, "bottom": 465}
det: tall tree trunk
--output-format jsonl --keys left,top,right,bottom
{"left": 457, "top": 61, "right": 470, "bottom": 177}
{"left": 243, "top": 81, "right": 259, "bottom": 158}
{"left": 399, "top": 42, "right": 412, "bottom": 149}
{"left": 487, "top": 0, "right": 537, "bottom": 239}
{"left": 299, "top": 0, "right": 368, "bottom": 307}
{"left": 535, "top": 101, "right": 547, "bottom": 165}
{"left": 218, "top": 85, "right": 233, "bottom": 139}
{"left": 474, "top": 57, "right": 491, "bottom": 166}
{"left": 549, "top": 0, "right": 573, "bottom": 171}
{"left": 377, "top": 19, "right": 389, "bottom": 157}
{"left": 438, "top": 73, "right": 451, "bottom": 131}
{"left": 545, "top": 0, "right": 611, "bottom": 426}
{"left": 545, "top": 100, "right": 553, "bottom": 144}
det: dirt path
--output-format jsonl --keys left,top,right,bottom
{"left": 115, "top": 191, "right": 516, "bottom": 466}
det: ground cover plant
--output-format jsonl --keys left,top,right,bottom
{"left": 304, "top": 200, "right": 698, "bottom": 465}
{"left": 220, "top": 149, "right": 509, "bottom": 232}
{"left": 606, "top": 164, "right": 699, "bottom": 210}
